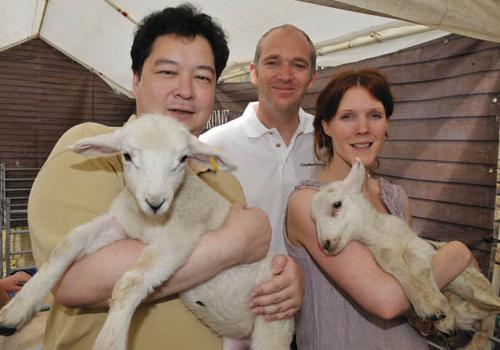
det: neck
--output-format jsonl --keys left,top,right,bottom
{"left": 318, "top": 157, "right": 376, "bottom": 193}
{"left": 317, "top": 156, "right": 350, "bottom": 183}
{"left": 256, "top": 102, "right": 300, "bottom": 146}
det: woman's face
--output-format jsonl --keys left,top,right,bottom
{"left": 322, "top": 85, "right": 388, "bottom": 170}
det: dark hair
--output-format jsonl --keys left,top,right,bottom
{"left": 314, "top": 69, "right": 394, "bottom": 162}
{"left": 253, "top": 24, "right": 317, "bottom": 73}
{"left": 131, "top": 4, "right": 229, "bottom": 79}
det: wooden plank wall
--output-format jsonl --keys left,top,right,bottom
{"left": 0, "top": 38, "right": 135, "bottom": 168}
{"left": 214, "top": 34, "right": 500, "bottom": 272}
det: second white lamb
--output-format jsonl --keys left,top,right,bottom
{"left": 311, "top": 159, "right": 500, "bottom": 350}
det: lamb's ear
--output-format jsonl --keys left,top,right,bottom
{"left": 69, "top": 129, "right": 124, "bottom": 156}
{"left": 344, "top": 158, "right": 365, "bottom": 193}
{"left": 188, "top": 135, "right": 237, "bottom": 172}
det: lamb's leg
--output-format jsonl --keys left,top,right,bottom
{"left": 447, "top": 268, "right": 500, "bottom": 311}
{"left": 0, "top": 214, "right": 124, "bottom": 332}
{"left": 93, "top": 228, "right": 203, "bottom": 350}
{"left": 402, "top": 240, "right": 456, "bottom": 333}
{"left": 250, "top": 315, "right": 294, "bottom": 350}
{"left": 445, "top": 292, "right": 488, "bottom": 331}
{"left": 376, "top": 243, "right": 452, "bottom": 328}
{"left": 459, "top": 314, "right": 495, "bottom": 350}
{"left": 445, "top": 269, "right": 499, "bottom": 349}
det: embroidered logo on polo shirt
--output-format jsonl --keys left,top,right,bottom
{"left": 300, "top": 162, "right": 325, "bottom": 167}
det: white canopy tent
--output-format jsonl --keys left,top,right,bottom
{"left": 1, "top": 0, "right": 499, "bottom": 96}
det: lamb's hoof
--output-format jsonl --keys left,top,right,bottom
{"left": 434, "top": 327, "right": 457, "bottom": 339}
{"left": 450, "top": 330, "right": 458, "bottom": 339}
{"left": 434, "top": 316, "right": 456, "bottom": 335}
{"left": 434, "top": 320, "right": 457, "bottom": 337}
{"left": 0, "top": 324, "right": 16, "bottom": 336}
{"left": 431, "top": 313, "right": 446, "bottom": 321}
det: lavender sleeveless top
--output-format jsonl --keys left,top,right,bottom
{"left": 286, "top": 178, "right": 427, "bottom": 350}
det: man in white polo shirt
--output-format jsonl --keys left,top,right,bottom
{"left": 201, "top": 24, "right": 319, "bottom": 319}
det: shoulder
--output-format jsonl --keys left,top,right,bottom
{"left": 287, "top": 186, "right": 318, "bottom": 245}
{"left": 301, "top": 109, "right": 315, "bottom": 121}
{"left": 297, "top": 109, "right": 315, "bottom": 139}
{"left": 63, "top": 122, "right": 116, "bottom": 140}
{"left": 200, "top": 118, "right": 244, "bottom": 144}
{"left": 379, "top": 177, "right": 410, "bottom": 221}
{"left": 300, "top": 109, "right": 315, "bottom": 125}
{"left": 288, "top": 186, "right": 317, "bottom": 209}
{"left": 380, "top": 178, "right": 409, "bottom": 202}
{"left": 36, "top": 122, "right": 123, "bottom": 191}
{"left": 288, "top": 179, "right": 322, "bottom": 213}
{"left": 50, "top": 122, "right": 118, "bottom": 159}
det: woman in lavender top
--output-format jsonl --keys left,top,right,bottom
{"left": 286, "top": 69, "right": 475, "bottom": 350}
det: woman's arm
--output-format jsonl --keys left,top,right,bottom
{"left": 286, "top": 188, "right": 472, "bottom": 320}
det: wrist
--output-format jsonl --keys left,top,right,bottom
{"left": 205, "top": 228, "right": 242, "bottom": 268}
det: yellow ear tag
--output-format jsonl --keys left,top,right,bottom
{"left": 209, "top": 157, "right": 219, "bottom": 172}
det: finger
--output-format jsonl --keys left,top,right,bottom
{"left": 20, "top": 271, "right": 31, "bottom": 279}
{"left": 251, "top": 292, "right": 287, "bottom": 309}
{"left": 12, "top": 271, "right": 30, "bottom": 281}
{"left": 12, "top": 278, "right": 26, "bottom": 286}
{"left": 252, "top": 297, "right": 294, "bottom": 316}
{"left": 263, "top": 305, "right": 298, "bottom": 321}
{"left": 256, "top": 301, "right": 299, "bottom": 321}
{"left": 15, "top": 273, "right": 31, "bottom": 282}
{"left": 251, "top": 276, "right": 288, "bottom": 299}
{"left": 271, "top": 255, "right": 288, "bottom": 275}
{"left": 251, "top": 284, "right": 296, "bottom": 309}
{"left": 10, "top": 285, "right": 22, "bottom": 292}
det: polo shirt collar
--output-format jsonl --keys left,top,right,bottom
{"left": 242, "top": 101, "right": 313, "bottom": 138}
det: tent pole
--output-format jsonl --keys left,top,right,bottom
{"left": 102, "top": 0, "right": 138, "bottom": 26}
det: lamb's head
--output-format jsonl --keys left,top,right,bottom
{"left": 310, "top": 159, "right": 367, "bottom": 255}
{"left": 71, "top": 114, "right": 235, "bottom": 217}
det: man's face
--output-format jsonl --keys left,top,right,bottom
{"left": 250, "top": 27, "right": 315, "bottom": 115}
{"left": 132, "top": 34, "right": 216, "bottom": 136}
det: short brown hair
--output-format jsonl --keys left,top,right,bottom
{"left": 314, "top": 69, "right": 393, "bottom": 162}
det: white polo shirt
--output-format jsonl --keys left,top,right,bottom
{"left": 200, "top": 102, "right": 320, "bottom": 253}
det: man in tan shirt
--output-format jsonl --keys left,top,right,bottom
{"left": 29, "top": 4, "right": 303, "bottom": 349}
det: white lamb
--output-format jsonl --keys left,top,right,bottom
{"left": 310, "top": 159, "right": 500, "bottom": 350}
{"left": 0, "top": 114, "right": 293, "bottom": 350}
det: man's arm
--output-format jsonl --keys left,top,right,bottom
{"left": 54, "top": 204, "right": 271, "bottom": 307}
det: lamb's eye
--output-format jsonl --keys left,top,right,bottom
{"left": 123, "top": 152, "right": 132, "bottom": 162}
{"left": 333, "top": 201, "right": 342, "bottom": 209}
{"left": 179, "top": 155, "right": 188, "bottom": 163}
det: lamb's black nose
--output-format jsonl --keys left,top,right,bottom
{"left": 0, "top": 325, "right": 16, "bottom": 336}
{"left": 146, "top": 199, "right": 165, "bottom": 213}
{"left": 323, "top": 239, "right": 331, "bottom": 251}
